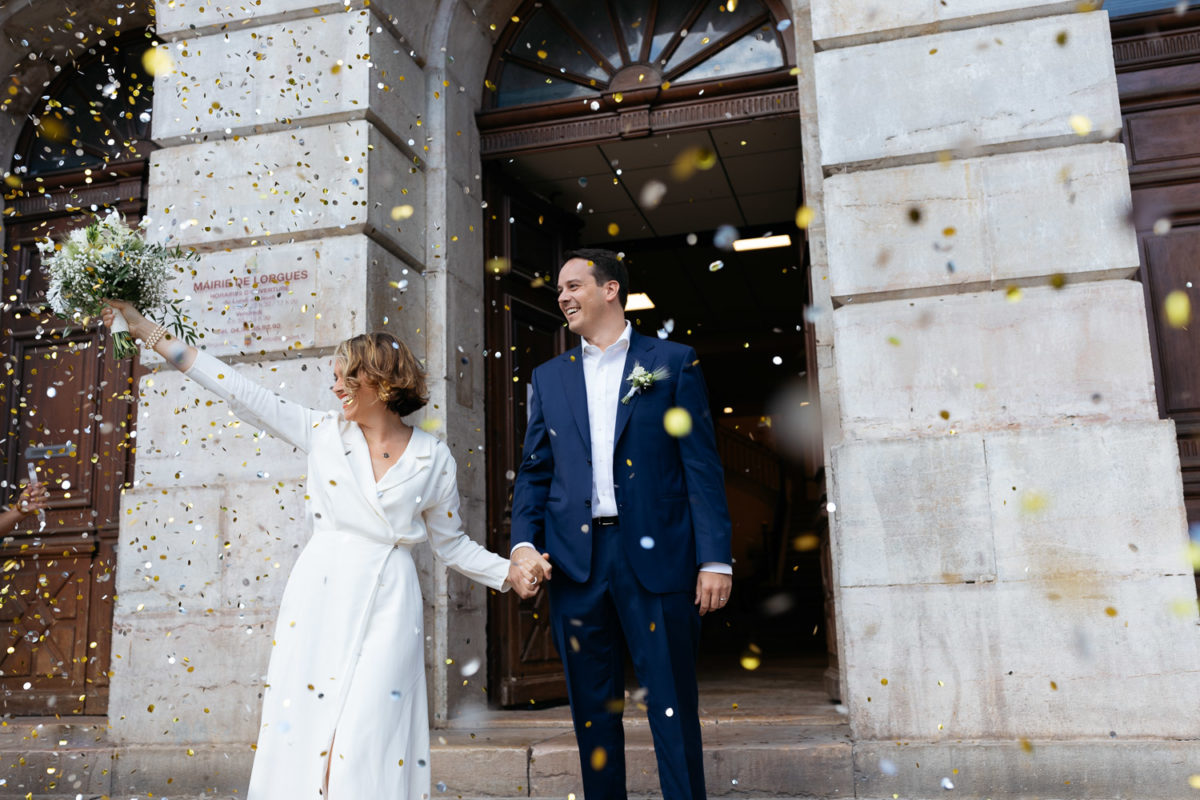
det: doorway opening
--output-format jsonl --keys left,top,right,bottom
{"left": 0, "top": 38, "right": 157, "bottom": 715}
{"left": 481, "top": 122, "right": 831, "bottom": 705}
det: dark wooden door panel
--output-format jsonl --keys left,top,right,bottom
{"left": 1141, "top": 228, "right": 1200, "bottom": 424}
{"left": 1, "top": 187, "right": 140, "bottom": 715}
{"left": 485, "top": 170, "right": 579, "bottom": 707}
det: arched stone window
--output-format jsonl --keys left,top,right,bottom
{"left": 480, "top": 0, "right": 796, "bottom": 154}
{"left": 12, "top": 42, "right": 155, "bottom": 182}
{"left": 492, "top": 0, "right": 788, "bottom": 108}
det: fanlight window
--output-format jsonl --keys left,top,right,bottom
{"left": 13, "top": 42, "right": 154, "bottom": 178}
{"left": 495, "top": 0, "right": 788, "bottom": 108}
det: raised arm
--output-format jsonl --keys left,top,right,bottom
{"left": 101, "top": 299, "right": 320, "bottom": 452}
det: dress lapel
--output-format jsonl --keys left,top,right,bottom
{"left": 341, "top": 422, "right": 388, "bottom": 520}
{"left": 374, "top": 428, "right": 433, "bottom": 495}
{"left": 559, "top": 350, "right": 591, "bottom": 452}
{"left": 613, "top": 331, "right": 654, "bottom": 448}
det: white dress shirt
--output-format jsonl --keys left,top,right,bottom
{"left": 582, "top": 321, "right": 631, "bottom": 518}
{"left": 514, "top": 321, "right": 730, "bottom": 576}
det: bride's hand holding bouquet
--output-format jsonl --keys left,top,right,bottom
{"left": 38, "top": 209, "right": 199, "bottom": 359}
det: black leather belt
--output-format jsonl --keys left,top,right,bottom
{"left": 592, "top": 516, "right": 619, "bottom": 527}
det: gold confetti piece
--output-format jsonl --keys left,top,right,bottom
{"left": 537, "top": 49, "right": 548, "bottom": 59}
{"left": 1165, "top": 290, "right": 1191, "bottom": 328}
{"left": 1020, "top": 738, "right": 1034, "bottom": 753}
{"left": 939, "top": 410, "right": 950, "bottom": 420}
{"left": 671, "top": 147, "right": 717, "bottom": 180}
{"left": 727, "top": 0, "right": 738, "bottom": 10}
{"left": 1020, "top": 490, "right": 1048, "bottom": 513}
{"left": 794, "top": 205, "right": 814, "bottom": 229}
{"left": 590, "top": 747, "right": 608, "bottom": 771}
{"left": 1050, "top": 680, "right": 1058, "bottom": 690}
{"left": 607, "top": 222, "right": 620, "bottom": 236}
{"left": 419, "top": 418, "right": 442, "bottom": 432}
{"left": 1056, "top": 31, "right": 1069, "bottom": 45}
{"left": 880, "top": 678, "right": 889, "bottom": 686}
{"left": 740, "top": 649, "right": 762, "bottom": 671}
{"left": 613, "top": 92, "right": 624, "bottom": 103}
{"left": 929, "top": 48, "right": 938, "bottom": 55}
{"left": 1068, "top": 114, "right": 1092, "bottom": 136}
{"left": 942, "top": 226, "right": 956, "bottom": 237}
{"left": 142, "top": 47, "right": 175, "bottom": 77}
{"left": 487, "top": 256, "right": 511, "bottom": 275}
{"left": 1189, "top": 775, "right": 1200, "bottom": 790}
{"left": 793, "top": 534, "right": 819, "bottom": 552}
{"left": 1006, "top": 285, "right": 1023, "bottom": 302}
{"left": 1104, "top": 606, "right": 1118, "bottom": 617}
{"left": 390, "top": 205, "right": 414, "bottom": 221}
{"left": 663, "top": 407, "right": 692, "bottom": 437}
{"left": 1049, "top": 273, "right": 1066, "bottom": 289}
{"left": 886, "top": 336, "right": 901, "bottom": 346}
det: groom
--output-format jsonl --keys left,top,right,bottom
{"left": 511, "top": 248, "right": 733, "bottom": 799}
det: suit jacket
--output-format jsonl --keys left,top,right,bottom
{"left": 511, "top": 330, "right": 733, "bottom": 594}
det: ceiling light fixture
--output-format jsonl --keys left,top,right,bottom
{"left": 731, "top": 234, "right": 792, "bottom": 252}
{"left": 625, "top": 292, "right": 655, "bottom": 311}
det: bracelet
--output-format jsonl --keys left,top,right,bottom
{"left": 143, "top": 325, "right": 168, "bottom": 350}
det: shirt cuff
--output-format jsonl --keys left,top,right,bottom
{"left": 510, "top": 542, "right": 537, "bottom": 556}
{"left": 699, "top": 562, "right": 732, "bottom": 575}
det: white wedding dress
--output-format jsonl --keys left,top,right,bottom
{"left": 186, "top": 352, "right": 511, "bottom": 799}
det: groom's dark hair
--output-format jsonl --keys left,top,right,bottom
{"left": 564, "top": 248, "right": 628, "bottom": 307}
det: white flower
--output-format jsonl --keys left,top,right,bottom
{"left": 621, "top": 362, "right": 670, "bottom": 405}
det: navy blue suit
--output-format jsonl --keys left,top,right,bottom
{"left": 512, "top": 329, "right": 732, "bottom": 799}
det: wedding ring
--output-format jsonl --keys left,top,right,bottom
{"left": 528, "top": 577, "right": 538, "bottom": 585}
{"left": 719, "top": 597, "right": 726, "bottom": 602}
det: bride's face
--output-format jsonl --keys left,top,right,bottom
{"left": 332, "top": 362, "right": 382, "bottom": 422}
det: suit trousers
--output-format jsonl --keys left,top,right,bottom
{"left": 548, "top": 520, "right": 706, "bottom": 800}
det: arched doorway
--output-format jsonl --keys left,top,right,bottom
{"left": 480, "top": 0, "right": 833, "bottom": 707}
{"left": 0, "top": 37, "right": 157, "bottom": 715}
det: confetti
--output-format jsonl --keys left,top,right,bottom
{"left": 640, "top": 536, "right": 655, "bottom": 549}
{"left": 708, "top": 260, "right": 725, "bottom": 272}
{"left": 941, "top": 777, "right": 955, "bottom": 790}
{"left": 713, "top": 225, "right": 738, "bottom": 250}
{"left": 740, "top": 644, "right": 762, "bottom": 671}
{"left": 663, "top": 407, "right": 692, "bottom": 437}
{"left": 390, "top": 205, "right": 414, "bottom": 221}
{"left": 671, "top": 146, "right": 717, "bottom": 180}
{"left": 1068, "top": 114, "right": 1092, "bottom": 136}
{"left": 639, "top": 180, "right": 668, "bottom": 209}
{"left": 142, "top": 46, "right": 175, "bottom": 77}
{"left": 1005, "top": 286, "right": 1023, "bottom": 302}
{"left": 590, "top": 747, "right": 607, "bottom": 771}
{"left": 794, "top": 205, "right": 814, "bottom": 229}
{"left": 1153, "top": 218, "right": 1172, "bottom": 235}
{"left": 607, "top": 222, "right": 620, "bottom": 237}
{"left": 1165, "top": 290, "right": 1191, "bottom": 328}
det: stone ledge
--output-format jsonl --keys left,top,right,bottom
{"left": 852, "top": 738, "right": 1200, "bottom": 800}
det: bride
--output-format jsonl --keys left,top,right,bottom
{"left": 101, "top": 300, "right": 546, "bottom": 799}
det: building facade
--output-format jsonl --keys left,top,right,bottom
{"left": 2, "top": 0, "right": 1199, "bottom": 796}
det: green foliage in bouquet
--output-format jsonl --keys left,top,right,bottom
{"left": 38, "top": 209, "right": 199, "bottom": 358}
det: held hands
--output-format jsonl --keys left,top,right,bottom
{"left": 695, "top": 571, "right": 732, "bottom": 616}
{"left": 508, "top": 548, "right": 553, "bottom": 600}
{"left": 17, "top": 482, "right": 48, "bottom": 516}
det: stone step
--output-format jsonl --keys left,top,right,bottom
{"left": 1, "top": 717, "right": 852, "bottom": 799}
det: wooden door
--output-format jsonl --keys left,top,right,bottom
{"left": 1114, "top": 8, "right": 1200, "bottom": 588}
{"left": 0, "top": 172, "right": 143, "bottom": 714}
{"left": 484, "top": 169, "right": 579, "bottom": 706}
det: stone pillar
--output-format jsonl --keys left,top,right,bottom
{"left": 105, "top": 0, "right": 490, "bottom": 788}
{"left": 806, "top": 2, "right": 1200, "bottom": 796}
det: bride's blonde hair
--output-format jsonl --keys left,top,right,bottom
{"left": 335, "top": 332, "right": 428, "bottom": 417}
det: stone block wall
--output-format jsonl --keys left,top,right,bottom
{"left": 802, "top": 0, "right": 1200, "bottom": 792}
{"left": 108, "top": 0, "right": 493, "bottom": 761}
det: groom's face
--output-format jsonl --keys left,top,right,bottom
{"left": 557, "top": 257, "right": 614, "bottom": 340}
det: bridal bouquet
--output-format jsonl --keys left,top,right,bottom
{"left": 38, "top": 210, "right": 198, "bottom": 359}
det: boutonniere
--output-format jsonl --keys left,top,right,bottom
{"left": 622, "top": 362, "right": 670, "bottom": 405}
